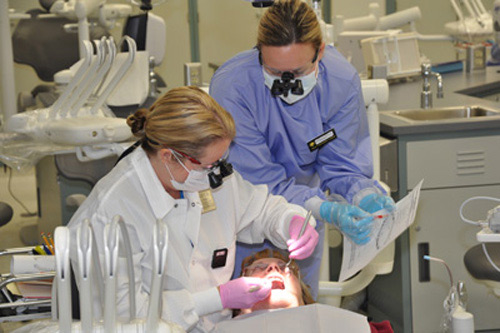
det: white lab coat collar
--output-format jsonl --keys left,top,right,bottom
{"left": 131, "top": 147, "right": 177, "bottom": 219}
{"left": 130, "top": 146, "right": 203, "bottom": 248}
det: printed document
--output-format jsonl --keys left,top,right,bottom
{"left": 339, "top": 179, "right": 423, "bottom": 282}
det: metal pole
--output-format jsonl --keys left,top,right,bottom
{"left": 0, "top": 0, "right": 17, "bottom": 122}
{"left": 322, "top": 0, "right": 331, "bottom": 24}
{"left": 188, "top": 0, "right": 200, "bottom": 62}
{"left": 386, "top": 0, "right": 396, "bottom": 14}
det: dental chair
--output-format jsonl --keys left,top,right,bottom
{"left": 464, "top": 243, "right": 500, "bottom": 296}
{"left": 317, "top": 79, "right": 395, "bottom": 307}
{"left": 11, "top": 6, "right": 109, "bottom": 112}
{"left": 6, "top": 1, "right": 168, "bottom": 243}
{"left": 9, "top": 3, "right": 117, "bottom": 239}
{"left": 463, "top": 199, "right": 500, "bottom": 297}
{"left": 110, "top": 8, "right": 167, "bottom": 117}
{"left": 455, "top": 197, "right": 500, "bottom": 331}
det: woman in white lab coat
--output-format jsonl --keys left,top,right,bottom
{"left": 67, "top": 86, "right": 319, "bottom": 332}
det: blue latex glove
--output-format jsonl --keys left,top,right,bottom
{"left": 359, "top": 193, "right": 396, "bottom": 214}
{"left": 320, "top": 202, "right": 374, "bottom": 245}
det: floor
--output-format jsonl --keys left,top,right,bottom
{"left": 0, "top": 167, "right": 40, "bottom": 333}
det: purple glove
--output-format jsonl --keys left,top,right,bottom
{"left": 219, "top": 277, "right": 271, "bottom": 309}
{"left": 287, "top": 215, "right": 319, "bottom": 260}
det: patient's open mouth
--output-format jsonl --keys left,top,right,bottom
{"left": 267, "top": 274, "right": 285, "bottom": 290}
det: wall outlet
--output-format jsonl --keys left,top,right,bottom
{"left": 184, "top": 63, "right": 202, "bottom": 86}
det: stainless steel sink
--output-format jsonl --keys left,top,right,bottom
{"left": 383, "top": 106, "right": 500, "bottom": 122}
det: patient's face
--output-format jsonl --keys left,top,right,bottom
{"left": 243, "top": 258, "right": 304, "bottom": 312}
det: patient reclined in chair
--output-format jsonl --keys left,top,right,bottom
{"left": 214, "top": 249, "right": 393, "bottom": 333}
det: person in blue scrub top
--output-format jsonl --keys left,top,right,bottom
{"left": 210, "top": 0, "right": 396, "bottom": 300}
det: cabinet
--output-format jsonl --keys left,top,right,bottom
{"left": 369, "top": 131, "right": 500, "bottom": 333}
{"left": 34, "top": 154, "right": 116, "bottom": 239}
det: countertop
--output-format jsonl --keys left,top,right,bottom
{"left": 379, "top": 66, "right": 500, "bottom": 137}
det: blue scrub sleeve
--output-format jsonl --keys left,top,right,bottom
{"left": 315, "top": 73, "right": 385, "bottom": 203}
{"left": 215, "top": 94, "right": 326, "bottom": 207}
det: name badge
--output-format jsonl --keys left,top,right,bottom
{"left": 211, "top": 248, "right": 228, "bottom": 269}
{"left": 307, "top": 128, "right": 337, "bottom": 152}
{"left": 198, "top": 189, "right": 216, "bottom": 214}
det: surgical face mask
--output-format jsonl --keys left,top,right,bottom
{"left": 165, "top": 152, "right": 210, "bottom": 192}
{"left": 263, "top": 65, "right": 318, "bottom": 105}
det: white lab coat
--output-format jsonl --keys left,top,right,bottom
{"left": 67, "top": 147, "right": 306, "bottom": 332}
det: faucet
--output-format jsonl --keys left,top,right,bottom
{"left": 420, "top": 63, "right": 443, "bottom": 109}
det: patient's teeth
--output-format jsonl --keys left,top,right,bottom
{"left": 271, "top": 280, "right": 285, "bottom": 289}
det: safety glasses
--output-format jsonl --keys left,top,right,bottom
{"left": 170, "top": 148, "right": 202, "bottom": 165}
{"left": 171, "top": 148, "right": 229, "bottom": 171}
{"left": 170, "top": 148, "right": 233, "bottom": 189}
{"left": 243, "top": 259, "right": 300, "bottom": 277}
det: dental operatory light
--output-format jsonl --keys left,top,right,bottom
{"left": 271, "top": 72, "right": 305, "bottom": 97}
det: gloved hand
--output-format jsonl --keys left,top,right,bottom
{"left": 320, "top": 202, "right": 374, "bottom": 245}
{"left": 219, "top": 277, "right": 272, "bottom": 309}
{"left": 358, "top": 193, "right": 396, "bottom": 214}
{"left": 287, "top": 215, "right": 319, "bottom": 260}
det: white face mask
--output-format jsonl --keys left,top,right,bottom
{"left": 262, "top": 65, "right": 318, "bottom": 105}
{"left": 165, "top": 151, "right": 210, "bottom": 192}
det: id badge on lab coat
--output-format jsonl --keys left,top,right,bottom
{"left": 199, "top": 189, "right": 216, "bottom": 213}
{"left": 190, "top": 242, "right": 236, "bottom": 290}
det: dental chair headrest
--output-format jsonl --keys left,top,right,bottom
{"left": 39, "top": 0, "right": 57, "bottom": 12}
{"left": 0, "top": 202, "right": 14, "bottom": 227}
{"left": 122, "top": 13, "right": 165, "bottom": 67}
{"left": 464, "top": 243, "right": 500, "bottom": 282}
{"left": 12, "top": 10, "right": 108, "bottom": 82}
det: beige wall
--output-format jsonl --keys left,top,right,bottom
{"left": 2, "top": 0, "right": 497, "bottom": 114}
{"left": 332, "top": 0, "right": 385, "bottom": 20}
{"left": 154, "top": 0, "right": 190, "bottom": 89}
{"left": 396, "top": 0, "right": 495, "bottom": 63}
{"left": 197, "top": 0, "right": 387, "bottom": 84}
{"left": 198, "top": 0, "right": 261, "bottom": 85}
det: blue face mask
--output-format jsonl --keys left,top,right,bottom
{"left": 263, "top": 65, "right": 318, "bottom": 104}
